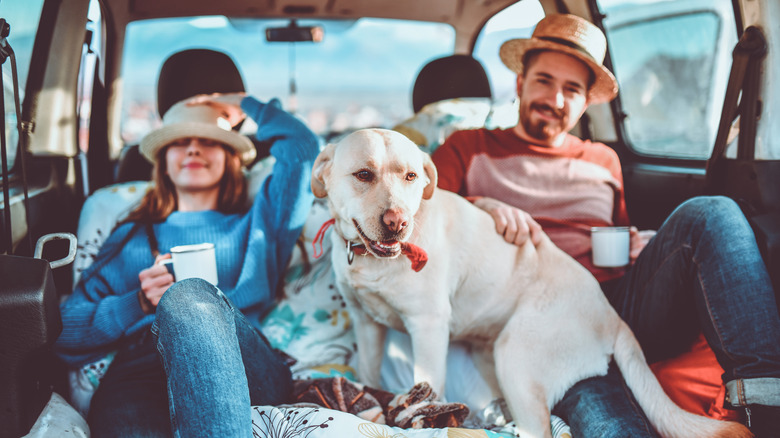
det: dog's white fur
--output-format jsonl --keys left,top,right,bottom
{"left": 311, "top": 129, "right": 751, "bottom": 438}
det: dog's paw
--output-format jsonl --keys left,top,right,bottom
{"left": 386, "top": 382, "right": 470, "bottom": 429}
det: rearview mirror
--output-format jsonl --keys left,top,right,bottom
{"left": 266, "top": 20, "right": 323, "bottom": 42}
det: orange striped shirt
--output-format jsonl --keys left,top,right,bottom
{"left": 434, "top": 128, "right": 731, "bottom": 418}
{"left": 432, "top": 128, "right": 630, "bottom": 282}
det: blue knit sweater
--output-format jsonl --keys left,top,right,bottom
{"left": 55, "top": 97, "right": 320, "bottom": 367}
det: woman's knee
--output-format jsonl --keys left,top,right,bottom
{"left": 155, "top": 278, "right": 226, "bottom": 328}
{"left": 159, "top": 278, "right": 219, "bottom": 308}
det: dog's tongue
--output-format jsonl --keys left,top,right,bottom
{"left": 400, "top": 242, "right": 428, "bottom": 272}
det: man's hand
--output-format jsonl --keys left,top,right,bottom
{"left": 138, "top": 254, "right": 175, "bottom": 311}
{"left": 472, "top": 197, "right": 543, "bottom": 246}
{"left": 629, "top": 227, "right": 656, "bottom": 262}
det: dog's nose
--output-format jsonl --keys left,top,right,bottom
{"left": 383, "top": 209, "right": 408, "bottom": 233}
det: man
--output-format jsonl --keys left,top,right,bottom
{"left": 431, "top": 13, "right": 780, "bottom": 437}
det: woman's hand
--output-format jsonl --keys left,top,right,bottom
{"left": 185, "top": 92, "right": 247, "bottom": 127}
{"left": 629, "top": 227, "right": 656, "bottom": 262}
{"left": 472, "top": 197, "right": 543, "bottom": 247}
{"left": 137, "top": 254, "right": 175, "bottom": 312}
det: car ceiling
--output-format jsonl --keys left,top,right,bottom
{"left": 103, "top": 0, "right": 532, "bottom": 51}
{"left": 31, "top": 0, "right": 579, "bottom": 161}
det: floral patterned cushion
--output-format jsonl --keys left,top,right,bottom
{"left": 392, "top": 98, "right": 492, "bottom": 155}
{"left": 67, "top": 156, "right": 572, "bottom": 438}
{"left": 250, "top": 405, "right": 571, "bottom": 438}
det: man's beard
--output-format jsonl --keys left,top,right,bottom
{"left": 520, "top": 102, "right": 567, "bottom": 142}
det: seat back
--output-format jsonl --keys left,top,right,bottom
{"left": 411, "top": 54, "right": 492, "bottom": 113}
{"left": 394, "top": 55, "right": 493, "bottom": 154}
{"left": 0, "top": 255, "right": 61, "bottom": 437}
{"left": 115, "top": 49, "right": 247, "bottom": 182}
{"left": 156, "top": 49, "right": 246, "bottom": 118}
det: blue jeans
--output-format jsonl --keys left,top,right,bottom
{"left": 89, "top": 279, "right": 292, "bottom": 437}
{"left": 87, "top": 330, "right": 172, "bottom": 437}
{"left": 552, "top": 196, "right": 780, "bottom": 437}
{"left": 152, "top": 279, "right": 292, "bottom": 437}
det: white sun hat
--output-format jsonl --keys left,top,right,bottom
{"left": 139, "top": 99, "right": 256, "bottom": 165}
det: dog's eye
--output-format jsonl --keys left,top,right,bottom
{"left": 354, "top": 170, "right": 374, "bottom": 182}
{"left": 405, "top": 172, "right": 417, "bottom": 182}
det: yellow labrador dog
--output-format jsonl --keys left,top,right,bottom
{"left": 311, "top": 129, "right": 750, "bottom": 438}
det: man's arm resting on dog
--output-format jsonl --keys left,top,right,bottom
{"left": 469, "top": 196, "right": 544, "bottom": 247}
{"left": 431, "top": 133, "right": 542, "bottom": 247}
{"left": 467, "top": 196, "right": 651, "bottom": 254}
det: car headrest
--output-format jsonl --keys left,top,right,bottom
{"left": 157, "top": 49, "right": 246, "bottom": 118}
{"left": 117, "top": 49, "right": 249, "bottom": 183}
{"left": 412, "top": 54, "right": 492, "bottom": 113}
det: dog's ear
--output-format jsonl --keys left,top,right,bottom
{"left": 422, "top": 153, "right": 438, "bottom": 200}
{"left": 311, "top": 143, "right": 335, "bottom": 198}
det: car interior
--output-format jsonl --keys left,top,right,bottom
{"left": 1, "top": 0, "right": 779, "bottom": 436}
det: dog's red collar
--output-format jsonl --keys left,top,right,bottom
{"left": 312, "top": 218, "right": 428, "bottom": 272}
{"left": 313, "top": 218, "right": 336, "bottom": 258}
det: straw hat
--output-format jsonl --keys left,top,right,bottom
{"left": 499, "top": 14, "right": 618, "bottom": 104}
{"left": 139, "top": 99, "right": 256, "bottom": 165}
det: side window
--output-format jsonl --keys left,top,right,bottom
{"left": 473, "top": 0, "right": 544, "bottom": 128}
{"left": 78, "top": 0, "right": 103, "bottom": 154}
{"left": 473, "top": 0, "right": 544, "bottom": 104}
{"left": 599, "top": 0, "right": 737, "bottom": 159}
{"left": 1, "top": 0, "right": 45, "bottom": 175}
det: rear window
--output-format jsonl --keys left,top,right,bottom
{"left": 120, "top": 17, "right": 455, "bottom": 143}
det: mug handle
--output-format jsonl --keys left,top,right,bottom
{"left": 159, "top": 259, "right": 176, "bottom": 280}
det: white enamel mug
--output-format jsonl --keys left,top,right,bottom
{"left": 590, "top": 226, "right": 630, "bottom": 268}
{"left": 165, "top": 243, "right": 218, "bottom": 285}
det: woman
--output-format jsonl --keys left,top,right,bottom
{"left": 55, "top": 93, "right": 320, "bottom": 437}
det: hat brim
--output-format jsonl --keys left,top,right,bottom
{"left": 500, "top": 38, "right": 619, "bottom": 105}
{"left": 139, "top": 122, "right": 256, "bottom": 165}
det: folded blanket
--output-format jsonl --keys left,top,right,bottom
{"left": 292, "top": 377, "right": 469, "bottom": 428}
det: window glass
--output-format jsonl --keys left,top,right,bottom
{"left": 120, "top": 17, "right": 455, "bottom": 143}
{"left": 78, "top": 0, "right": 103, "bottom": 153}
{"left": 599, "top": 0, "right": 737, "bottom": 159}
{"left": 473, "top": 0, "right": 544, "bottom": 127}
{"left": 1, "top": 0, "right": 45, "bottom": 174}
{"left": 474, "top": 0, "right": 544, "bottom": 104}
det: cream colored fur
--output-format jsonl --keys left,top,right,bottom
{"left": 311, "top": 128, "right": 751, "bottom": 438}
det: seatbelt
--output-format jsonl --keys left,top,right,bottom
{"left": 0, "top": 17, "right": 34, "bottom": 255}
{"left": 704, "top": 26, "right": 767, "bottom": 192}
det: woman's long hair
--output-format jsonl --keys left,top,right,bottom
{"left": 123, "top": 143, "right": 248, "bottom": 224}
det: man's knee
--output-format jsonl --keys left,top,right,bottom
{"left": 675, "top": 196, "right": 742, "bottom": 222}
{"left": 669, "top": 196, "right": 751, "bottom": 236}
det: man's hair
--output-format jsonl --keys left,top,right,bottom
{"left": 123, "top": 142, "right": 248, "bottom": 224}
{"left": 521, "top": 49, "right": 596, "bottom": 91}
